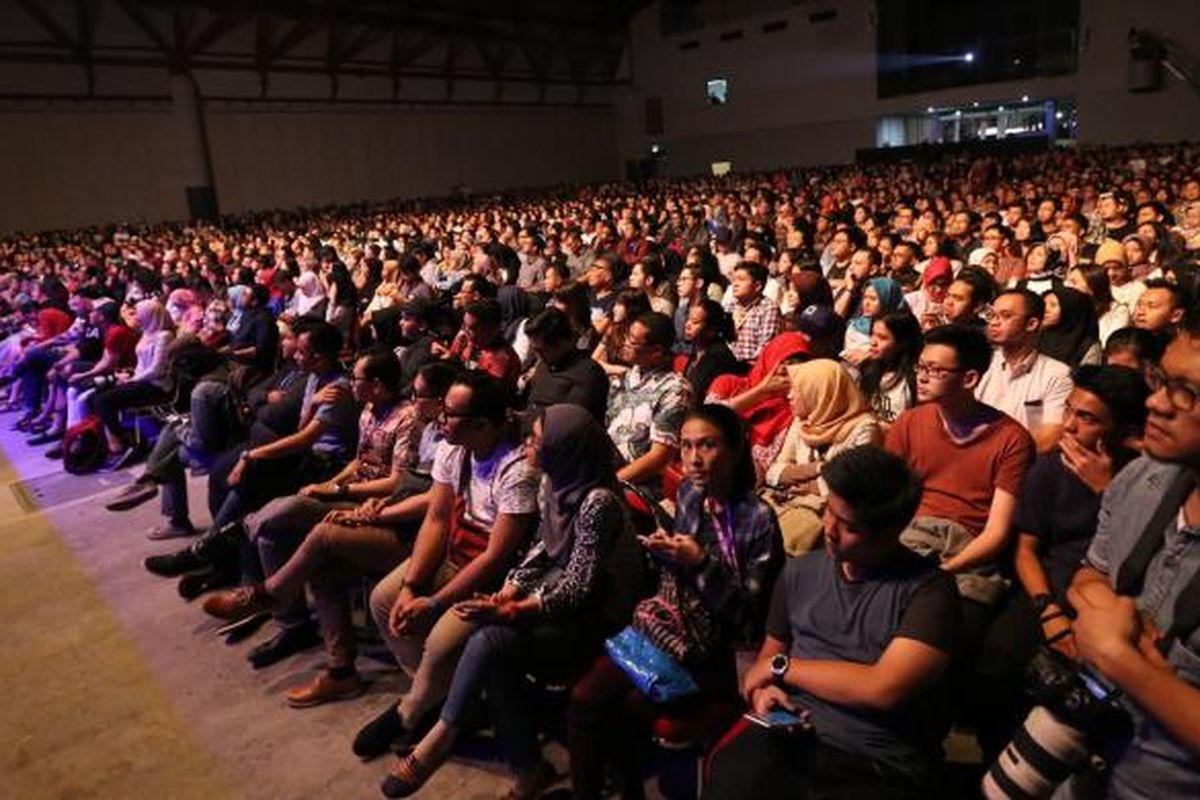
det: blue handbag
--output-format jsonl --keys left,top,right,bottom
{"left": 604, "top": 626, "right": 700, "bottom": 704}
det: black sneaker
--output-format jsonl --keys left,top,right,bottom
{"left": 144, "top": 545, "right": 209, "bottom": 578}
{"left": 352, "top": 704, "right": 407, "bottom": 760}
{"left": 247, "top": 622, "right": 321, "bottom": 670}
{"left": 177, "top": 560, "right": 240, "bottom": 600}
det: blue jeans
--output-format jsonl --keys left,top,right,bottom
{"left": 441, "top": 620, "right": 603, "bottom": 772}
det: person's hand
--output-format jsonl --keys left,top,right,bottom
{"left": 452, "top": 594, "right": 521, "bottom": 623}
{"left": 1040, "top": 607, "right": 1078, "bottom": 661}
{"left": 313, "top": 383, "right": 349, "bottom": 406}
{"left": 1060, "top": 436, "right": 1113, "bottom": 494}
{"left": 331, "top": 496, "right": 387, "bottom": 526}
{"left": 266, "top": 389, "right": 285, "bottom": 405}
{"left": 300, "top": 481, "right": 338, "bottom": 498}
{"left": 750, "top": 685, "right": 797, "bottom": 717}
{"left": 227, "top": 457, "right": 247, "bottom": 487}
{"left": 389, "top": 588, "right": 438, "bottom": 636}
{"left": 638, "top": 530, "right": 706, "bottom": 568}
{"left": 1067, "top": 584, "right": 1144, "bottom": 675}
{"left": 842, "top": 347, "right": 870, "bottom": 367}
{"left": 758, "top": 363, "right": 791, "bottom": 398}
{"left": 742, "top": 658, "right": 775, "bottom": 699}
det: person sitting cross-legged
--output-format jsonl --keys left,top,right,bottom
{"left": 350, "top": 370, "right": 540, "bottom": 762}
{"left": 199, "top": 353, "right": 445, "bottom": 672}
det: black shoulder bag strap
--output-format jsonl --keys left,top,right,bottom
{"left": 1110, "top": 470, "right": 1200, "bottom": 655}
{"left": 1113, "top": 471, "right": 1194, "bottom": 597}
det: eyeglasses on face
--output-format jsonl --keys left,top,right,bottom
{"left": 915, "top": 361, "right": 964, "bottom": 380}
{"left": 1147, "top": 367, "right": 1198, "bottom": 412}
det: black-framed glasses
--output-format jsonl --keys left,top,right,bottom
{"left": 1147, "top": 368, "right": 1198, "bottom": 412}
{"left": 915, "top": 361, "right": 964, "bottom": 380}
{"left": 438, "top": 408, "right": 475, "bottom": 421}
{"left": 411, "top": 388, "right": 439, "bottom": 401}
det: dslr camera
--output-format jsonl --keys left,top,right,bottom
{"left": 983, "top": 647, "right": 1132, "bottom": 799}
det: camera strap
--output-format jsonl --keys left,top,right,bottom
{"left": 1113, "top": 470, "right": 1199, "bottom": 653}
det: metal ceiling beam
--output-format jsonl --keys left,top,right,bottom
{"left": 116, "top": 0, "right": 180, "bottom": 67}
{"left": 14, "top": 0, "right": 82, "bottom": 56}
{"left": 188, "top": 1, "right": 256, "bottom": 55}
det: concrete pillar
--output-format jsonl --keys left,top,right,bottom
{"left": 169, "top": 71, "right": 218, "bottom": 219}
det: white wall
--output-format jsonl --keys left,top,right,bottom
{"left": 619, "top": 0, "right": 1200, "bottom": 177}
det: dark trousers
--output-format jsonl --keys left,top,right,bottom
{"left": 702, "top": 724, "right": 924, "bottom": 800}
{"left": 441, "top": 618, "right": 605, "bottom": 773}
{"left": 568, "top": 651, "right": 738, "bottom": 800}
{"left": 89, "top": 379, "right": 168, "bottom": 441}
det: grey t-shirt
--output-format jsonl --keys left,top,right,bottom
{"left": 765, "top": 549, "right": 960, "bottom": 779}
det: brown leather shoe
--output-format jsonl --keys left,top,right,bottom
{"left": 201, "top": 583, "right": 273, "bottom": 621}
{"left": 285, "top": 670, "right": 364, "bottom": 708}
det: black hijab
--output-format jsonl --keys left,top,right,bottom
{"left": 537, "top": 404, "right": 616, "bottom": 562}
{"left": 1039, "top": 285, "right": 1099, "bottom": 366}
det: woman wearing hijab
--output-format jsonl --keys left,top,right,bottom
{"left": 294, "top": 270, "right": 328, "bottom": 319}
{"left": 905, "top": 255, "right": 954, "bottom": 328}
{"left": 842, "top": 276, "right": 905, "bottom": 363}
{"left": 1039, "top": 286, "right": 1101, "bottom": 367}
{"left": 381, "top": 404, "right": 638, "bottom": 800}
{"left": 706, "top": 331, "right": 811, "bottom": 474}
{"left": 88, "top": 298, "right": 176, "bottom": 467}
{"left": 764, "top": 359, "right": 882, "bottom": 553}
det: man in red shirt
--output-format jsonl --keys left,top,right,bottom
{"left": 443, "top": 299, "right": 520, "bottom": 390}
{"left": 885, "top": 324, "right": 1034, "bottom": 642}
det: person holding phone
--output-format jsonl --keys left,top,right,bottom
{"left": 706, "top": 445, "right": 959, "bottom": 799}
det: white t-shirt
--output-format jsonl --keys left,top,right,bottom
{"left": 430, "top": 440, "right": 539, "bottom": 529}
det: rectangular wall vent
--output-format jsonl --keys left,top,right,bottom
{"left": 810, "top": 10, "right": 837, "bottom": 23}
{"left": 719, "top": 29, "right": 744, "bottom": 42}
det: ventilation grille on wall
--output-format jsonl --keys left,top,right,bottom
{"left": 719, "top": 29, "right": 744, "bottom": 42}
{"left": 810, "top": 10, "right": 838, "bottom": 24}
{"left": 679, "top": 39, "right": 700, "bottom": 51}
{"left": 763, "top": 20, "right": 789, "bottom": 34}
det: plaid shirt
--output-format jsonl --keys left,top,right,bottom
{"left": 730, "top": 295, "right": 782, "bottom": 362}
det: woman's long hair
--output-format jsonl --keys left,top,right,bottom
{"left": 858, "top": 311, "right": 923, "bottom": 410}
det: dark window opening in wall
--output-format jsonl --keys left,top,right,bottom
{"left": 719, "top": 29, "right": 744, "bottom": 43}
{"left": 876, "top": 0, "right": 1080, "bottom": 99}
{"left": 763, "top": 20, "right": 788, "bottom": 34}
{"left": 707, "top": 78, "right": 729, "bottom": 105}
{"left": 679, "top": 39, "right": 701, "bottom": 51}
{"left": 809, "top": 10, "right": 838, "bottom": 24}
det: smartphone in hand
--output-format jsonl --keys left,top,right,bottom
{"left": 744, "top": 708, "right": 812, "bottom": 732}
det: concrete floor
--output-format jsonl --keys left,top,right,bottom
{"left": 0, "top": 426, "right": 572, "bottom": 800}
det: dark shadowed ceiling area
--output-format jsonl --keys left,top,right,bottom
{"left": 3, "top": 0, "right": 651, "bottom": 101}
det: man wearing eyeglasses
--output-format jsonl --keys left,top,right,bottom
{"left": 976, "top": 288, "right": 1074, "bottom": 452}
{"left": 885, "top": 324, "right": 1034, "bottom": 648}
{"left": 1064, "top": 309, "right": 1200, "bottom": 799}
{"left": 357, "top": 369, "right": 539, "bottom": 758}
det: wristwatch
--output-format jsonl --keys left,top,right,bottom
{"left": 770, "top": 653, "right": 790, "bottom": 683}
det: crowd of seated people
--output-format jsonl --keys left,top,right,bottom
{"left": 1, "top": 140, "right": 1200, "bottom": 799}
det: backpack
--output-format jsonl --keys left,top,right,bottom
{"left": 62, "top": 416, "right": 107, "bottom": 475}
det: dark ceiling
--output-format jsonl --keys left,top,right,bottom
{"left": 4, "top": 0, "right": 651, "bottom": 102}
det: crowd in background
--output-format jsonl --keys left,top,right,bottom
{"left": 1, "top": 140, "right": 1199, "bottom": 800}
